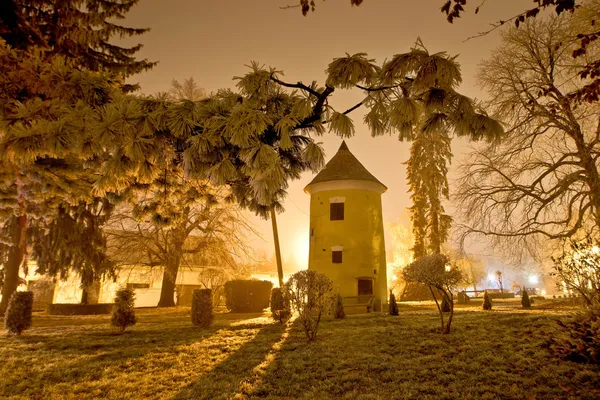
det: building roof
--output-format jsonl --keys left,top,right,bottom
{"left": 304, "top": 141, "right": 386, "bottom": 190}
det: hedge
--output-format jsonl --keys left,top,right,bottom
{"left": 47, "top": 303, "right": 113, "bottom": 315}
{"left": 224, "top": 279, "right": 273, "bottom": 313}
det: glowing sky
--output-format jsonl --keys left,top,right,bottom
{"left": 120, "top": 0, "right": 529, "bottom": 269}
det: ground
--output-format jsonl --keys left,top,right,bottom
{"left": 2, "top": 299, "right": 599, "bottom": 399}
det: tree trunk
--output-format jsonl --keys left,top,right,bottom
{"left": 270, "top": 207, "right": 284, "bottom": 287}
{"left": 80, "top": 279, "right": 101, "bottom": 305}
{"left": 0, "top": 213, "right": 27, "bottom": 315}
{"left": 444, "top": 292, "right": 454, "bottom": 334}
{"left": 157, "top": 254, "right": 180, "bottom": 307}
{"left": 429, "top": 286, "right": 445, "bottom": 333}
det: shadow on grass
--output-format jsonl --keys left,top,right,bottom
{"left": 1, "top": 311, "right": 273, "bottom": 398}
{"left": 173, "top": 322, "right": 287, "bottom": 400}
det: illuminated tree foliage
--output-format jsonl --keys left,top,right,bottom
{"left": 293, "top": 1, "right": 597, "bottom": 102}
{"left": 552, "top": 239, "right": 600, "bottom": 306}
{"left": 403, "top": 253, "right": 463, "bottom": 334}
{"left": 106, "top": 174, "right": 250, "bottom": 308}
{"left": 0, "top": 0, "right": 154, "bottom": 313}
{"left": 144, "top": 44, "right": 500, "bottom": 269}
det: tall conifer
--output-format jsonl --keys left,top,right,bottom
{"left": 0, "top": 0, "right": 153, "bottom": 313}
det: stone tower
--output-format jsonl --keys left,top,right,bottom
{"left": 304, "top": 141, "right": 387, "bottom": 309}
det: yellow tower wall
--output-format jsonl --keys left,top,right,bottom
{"left": 307, "top": 182, "right": 387, "bottom": 305}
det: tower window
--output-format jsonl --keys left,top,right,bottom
{"left": 332, "top": 250, "right": 342, "bottom": 263}
{"left": 330, "top": 203, "right": 344, "bottom": 220}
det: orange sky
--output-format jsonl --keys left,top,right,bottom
{"left": 120, "top": 0, "right": 529, "bottom": 269}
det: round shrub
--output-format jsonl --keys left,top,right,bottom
{"left": 224, "top": 279, "right": 273, "bottom": 313}
{"left": 389, "top": 290, "right": 399, "bottom": 316}
{"left": 521, "top": 289, "right": 532, "bottom": 308}
{"left": 191, "top": 289, "right": 213, "bottom": 328}
{"left": 482, "top": 290, "right": 493, "bottom": 311}
{"left": 111, "top": 288, "right": 136, "bottom": 333}
{"left": 4, "top": 291, "right": 33, "bottom": 336}
{"left": 270, "top": 287, "right": 290, "bottom": 323}
{"left": 334, "top": 293, "right": 346, "bottom": 319}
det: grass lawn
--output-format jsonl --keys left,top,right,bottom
{"left": 2, "top": 300, "right": 599, "bottom": 399}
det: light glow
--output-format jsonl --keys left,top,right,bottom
{"left": 528, "top": 275, "right": 539, "bottom": 285}
{"left": 294, "top": 234, "right": 310, "bottom": 269}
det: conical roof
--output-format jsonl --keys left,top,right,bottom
{"left": 305, "top": 141, "right": 386, "bottom": 191}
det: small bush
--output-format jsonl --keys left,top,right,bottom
{"left": 521, "top": 290, "right": 532, "bottom": 308}
{"left": 191, "top": 289, "right": 213, "bottom": 328}
{"left": 4, "top": 291, "right": 33, "bottom": 336}
{"left": 441, "top": 294, "right": 451, "bottom": 312}
{"left": 224, "top": 279, "right": 273, "bottom": 313}
{"left": 482, "top": 290, "right": 493, "bottom": 311}
{"left": 270, "top": 287, "right": 290, "bottom": 323}
{"left": 547, "top": 305, "right": 600, "bottom": 364}
{"left": 286, "top": 270, "right": 332, "bottom": 341}
{"left": 389, "top": 290, "right": 399, "bottom": 316}
{"left": 334, "top": 293, "right": 346, "bottom": 319}
{"left": 111, "top": 288, "right": 136, "bottom": 333}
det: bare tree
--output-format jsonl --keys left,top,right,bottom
{"left": 197, "top": 267, "right": 228, "bottom": 306}
{"left": 106, "top": 179, "right": 252, "bottom": 307}
{"left": 456, "top": 14, "right": 600, "bottom": 258}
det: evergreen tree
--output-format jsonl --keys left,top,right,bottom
{"left": 482, "top": 290, "right": 493, "bottom": 311}
{"left": 0, "top": 0, "right": 153, "bottom": 314}
{"left": 111, "top": 287, "right": 136, "bottom": 333}
{"left": 521, "top": 289, "right": 531, "bottom": 308}
{"left": 0, "top": 0, "right": 154, "bottom": 85}
{"left": 334, "top": 293, "right": 346, "bottom": 319}
{"left": 30, "top": 199, "right": 116, "bottom": 304}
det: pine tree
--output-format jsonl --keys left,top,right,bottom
{"left": 0, "top": 0, "right": 154, "bottom": 314}
{"left": 111, "top": 287, "right": 136, "bottom": 333}
{"left": 334, "top": 293, "right": 346, "bottom": 319}
{"left": 0, "top": 0, "right": 155, "bottom": 84}
{"left": 483, "top": 290, "right": 493, "bottom": 311}
{"left": 521, "top": 289, "right": 531, "bottom": 308}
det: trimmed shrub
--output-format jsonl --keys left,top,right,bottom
{"left": 547, "top": 305, "right": 600, "bottom": 364}
{"left": 334, "top": 293, "right": 346, "bottom": 319}
{"left": 270, "top": 287, "right": 290, "bottom": 323}
{"left": 111, "top": 288, "right": 136, "bottom": 333}
{"left": 224, "top": 279, "right": 273, "bottom": 313}
{"left": 482, "top": 290, "right": 493, "bottom": 311}
{"left": 389, "top": 290, "right": 399, "bottom": 316}
{"left": 441, "top": 294, "right": 451, "bottom": 312}
{"left": 521, "top": 290, "right": 532, "bottom": 308}
{"left": 191, "top": 289, "right": 213, "bottom": 328}
{"left": 4, "top": 291, "right": 33, "bottom": 336}
{"left": 457, "top": 291, "right": 470, "bottom": 305}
